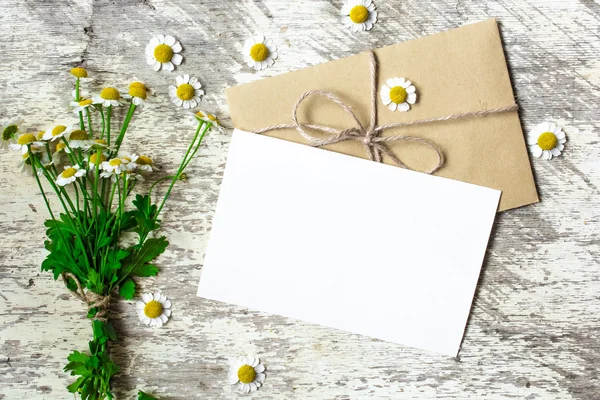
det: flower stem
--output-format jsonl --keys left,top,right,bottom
{"left": 75, "top": 78, "right": 85, "bottom": 130}
{"left": 106, "top": 106, "right": 112, "bottom": 147}
{"left": 113, "top": 103, "right": 136, "bottom": 156}
{"left": 153, "top": 122, "right": 210, "bottom": 223}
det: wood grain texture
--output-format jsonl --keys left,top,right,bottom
{"left": 0, "top": 0, "right": 599, "bottom": 399}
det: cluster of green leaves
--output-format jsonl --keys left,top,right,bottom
{"left": 42, "top": 194, "right": 168, "bottom": 397}
{"left": 65, "top": 321, "right": 118, "bottom": 399}
{"left": 42, "top": 194, "right": 167, "bottom": 299}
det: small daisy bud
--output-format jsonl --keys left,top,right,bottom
{"left": 178, "top": 173, "right": 187, "bottom": 181}
{"left": 70, "top": 67, "right": 88, "bottom": 78}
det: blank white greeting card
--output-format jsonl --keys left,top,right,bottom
{"left": 198, "top": 130, "right": 501, "bottom": 356}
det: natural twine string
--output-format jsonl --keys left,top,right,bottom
{"left": 62, "top": 272, "right": 111, "bottom": 323}
{"left": 254, "top": 50, "right": 519, "bottom": 174}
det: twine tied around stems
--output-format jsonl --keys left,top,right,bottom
{"left": 62, "top": 272, "right": 111, "bottom": 323}
{"left": 254, "top": 51, "right": 519, "bottom": 174}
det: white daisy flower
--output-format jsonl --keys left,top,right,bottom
{"left": 55, "top": 165, "right": 86, "bottom": 186}
{"left": 129, "top": 154, "right": 154, "bottom": 172}
{"left": 122, "top": 81, "right": 153, "bottom": 107}
{"left": 188, "top": 110, "right": 224, "bottom": 132}
{"left": 228, "top": 356, "right": 266, "bottom": 393}
{"left": 42, "top": 124, "right": 75, "bottom": 142}
{"left": 100, "top": 157, "right": 128, "bottom": 179}
{"left": 19, "top": 152, "right": 51, "bottom": 177}
{"left": 70, "top": 97, "right": 95, "bottom": 116}
{"left": 168, "top": 74, "right": 204, "bottom": 109}
{"left": 527, "top": 122, "right": 567, "bottom": 160}
{"left": 66, "top": 129, "right": 94, "bottom": 151}
{"left": 9, "top": 132, "right": 45, "bottom": 154}
{"left": 380, "top": 78, "right": 417, "bottom": 112}
{"left": 92, "top": 87, "right": 124, "bottom": 108}
{"left": 145, "top": 34, "right": 183, "bottom": 72}
{"left": 341, "top": 0, "right": 378, "bottom": 32}
{"left": 70, "top": 67, "right": 93, "bottom": 83}
{"left": 137, "top": 292, "right": 172, "bottom": 327}
{"left": 1, "top": 117, "right": 24, "bottom": 150}
{"left": 86, "top": 151, "right": 108, "bottom": 170}
{"left": 243, "top": 35, "right": 278, "bottom": 71}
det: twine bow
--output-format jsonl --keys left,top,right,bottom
{"left": 62, "top": 272, "right": 111, "bottom": 322}
{"left": 254, "top": 51, "right": 519, "bottom": 174}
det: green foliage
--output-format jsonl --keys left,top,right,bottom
{"left": 138, "top": 391, "right": 159, "bottom": 400}
{"left": 64, "top": 321, "right": 119, "bottom": 400}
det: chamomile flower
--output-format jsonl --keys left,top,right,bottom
{"left": 93, "top": 87, "right": 124, "bottom": 108}
{"left": 130, "top": 154, "right": 154, "bottom": 172}
{"left": 42, "top": 124, "right": 74, "bottom": 142}
{"left": 100, "top": 158, "right": 128, "bottom": 179}
{"left": 9, "top": 132, "right": 44, "bottom": 154}
{"left": 122, "top": 81, "right": 152, "bottom": 107}
{"left": 86, "top": 152, "right": 108, "bottom": 169}
{"left": 19, "top": 152, "right": 51, "bottom": 177}
{"left": 189, "top": 110, "right": 223, "bottom": 129}
{"left": 228, "top": 357, "right": 266, "bottom": 393}
{"left": 52, "top": 142, "right": 69, "bottom": 163}
{"left": 168, "top": 74, "right": 204, "bottom": 109}
{"left": 66, "top": 129, "right": 94, "bottom": 151}
{"left": 1, "top": 117, "right": 24, "bottom": 150}
{"left": 341, "top": 0, "right": 378, "bottom": 32}
{"left": 70, "top": 67, "right": 93, "bottom": 83}
{"left": 380, "top": 78, "right": 417, "bottom": 112}
{"left": 70, "top": 97, "right": 95, "bottom": 116}
{"left": 243, "top": 35, "right": 278, "bottom": 71}
{"left": 527, "top": 122, "right": 567, "bottom": 160}
{"left": 137, "top": 292, "right": 171, "bottom": 327}
{"left": 56, "top": 165, "right": 86, "bottom": 186}
{"left": 145, "top": 34, "right": 183, "bottom": 72}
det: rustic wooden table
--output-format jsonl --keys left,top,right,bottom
{"left": 1, "top": 0, "right": 599, "bottom": 399}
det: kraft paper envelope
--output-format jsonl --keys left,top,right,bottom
{"left": 226, "top": 19, "right": 538, "bottom": 212}
{"left": 198, "top": 130, "right": 501, "bottom": 356}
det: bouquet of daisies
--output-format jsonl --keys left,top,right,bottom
{"left": 0, "top": 67, "right": 214, "bottom": 399}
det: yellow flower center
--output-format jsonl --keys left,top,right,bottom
{"left": 69, "top": 130, "right": 89, "bottom": 140}
{"left": 109, "top": 158, "right": 122, "bottom": 166}
{"left": 389, "top": 86, "right": 408, "bottom": 104}
{"left": 70, "top": 67, "right": 88, "bottom": 78}
{"left": 52, "top": 125, "right": 67, "bottom": 137}
{"left": 2, "top": 125, "right": 18, "bottom": 141}
{"left": 237, "top": 365, "right": 256, "bottom": 384}
{"left": 122, "top": 156, "right": 132, "bottom": 163}
{"left": 349, "top": 5, "right": 369, "bottom": 23}
{"left": 129, "top": 82, "right": 148, "bottom": 100}
{"left": 176, "top": 83, "right": 195, "bottom": 101}
{"left": 250, "top": 43, "right": 269, "bottom": 62}
{"left": 537, "top": 132, "right": 558, "bottom": 151}
{"left": 62, "top": 167, "right": 78, "bottom": 179}
{"left": 17, "top": 133, "right": 36, "bottom": 145}
{"left": 78, "top": 98, "right": 93, "bottom": 106}
{"left": 143, "top": 300, "right": 163, "bottom": 319}
{"left": 56, "top": 142, "right": 67, "bottom": 152}
{"left": 94, "top": 139, "right": 107, "bottom": 145}
{"left": 154, "top": 44, "right": 173, "bottom": 63}
{"left": 89, "top": 153, "right": 106, "bottom": 164}
{"left": 36, "top": 131, "right": 45, "bottom": 140}
{"left": 196, "top": 111, "right": 218, "bottom": 123}
{"left": 100, "top": 87, "right": 120, "bottom": 101}
{"left": 136, "top": 155, "right": 153, "bottom": 165}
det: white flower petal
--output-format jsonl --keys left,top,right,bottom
{"left": 550, "top": 147, "right": 561, "bottom": 156}
{"left": 153, "top": 61, "right": 161, "bottom": 72}
{"left": 163, "top": 61, "right": 175, "bottom": 72}
{"left": 407, "top": 93, "right": 417, "bottom": 104}
{"left": 256, "top": 372, "right": 266, "bottom": 382}
{"left": 172, "top": 53, "right": 183, "bottom": 65}
{"left": 255, "top": 364, "right": 265, "bottom": 373}
{"left": 398, "top": 102, "right": 411, "bottom": 112}
{"left": 164, "top": 35, "right": 176, "bottom": 46}
{"left": 388, "top": 103, "right": 397, "bottom": 111}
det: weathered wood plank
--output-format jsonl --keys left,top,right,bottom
{"left": 1, "top": 0, "right": 599, "bottom": 399}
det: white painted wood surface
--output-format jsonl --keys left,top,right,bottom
{"left": 1, "top": 0, "right": 599, "bottom": 399}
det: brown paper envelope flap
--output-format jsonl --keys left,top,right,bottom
{"left": 226, "top": 19, "right": 538, "bottom": 212}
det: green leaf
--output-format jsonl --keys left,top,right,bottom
{"left": 67, "top": 350, "right": 90, "bottom": 364}
{"left": 138, "top": 391, "right": 158, "bottom": 400}
{"left": 119, "top": 278, "right": 136, "bottom": 300}
{"left": 131, "top": 263, "right": 159, "bottom": 277}
{"left": 66, "top": 376, "right": 86, "bottom": 393}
